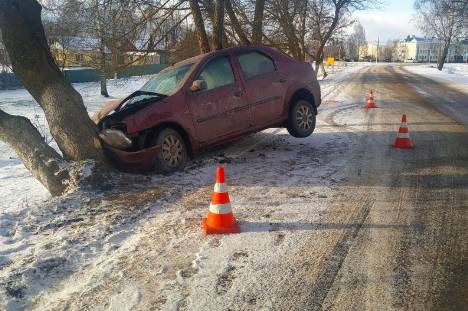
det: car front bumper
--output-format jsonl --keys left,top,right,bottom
{"left": 102, "top": 142, "right": 161, "bottom": 172}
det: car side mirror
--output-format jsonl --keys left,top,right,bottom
{"left": 190, "top": 80, "right": 206, "bottom": 92}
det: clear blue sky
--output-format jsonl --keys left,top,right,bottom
{"left": 354, "top": 0, "right": 423, "bottom": 43}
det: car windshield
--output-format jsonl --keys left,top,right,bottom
{"left": 140, "top": 63, "right": 194, "bottom": 96}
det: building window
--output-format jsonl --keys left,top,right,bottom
{"left": 75, "top": 53, "right": 84, "bottom": 63}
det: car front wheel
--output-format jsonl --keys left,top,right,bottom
{"left": 286, "top": 99, "right": 316, "bottom": 138}
{"left": 154, "top": 128, "right": 187, "bottom": 173}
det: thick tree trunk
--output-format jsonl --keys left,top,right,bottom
{"left": 437, "top": 41, "right": 450, "bottom": 71}
{"left": 212, "top": 0, "right": 225, "bottom": 50}
{"left": 0, "top": 0, "right": 105, "bottom": 162}
{"left": 0, "top": 109, "right": 68, "bottom": 195}
{"left": 225, "top": 0, "right": 250, "bottom": 45}
{"left": 189, "top": 0, "right": 211, "bottom": 53}
{"left": 252, "top": 0, "right": 266, "bottom": 44}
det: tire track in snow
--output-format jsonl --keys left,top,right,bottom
{"left": 304, "top": 198, "right": 374, "bottom": 310}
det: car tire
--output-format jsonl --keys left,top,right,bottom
{"left": 153, "top": 128, "right": 188, "bottom": 174}
{"left": 286, "top": 99, "right": 316, "bottom": 138}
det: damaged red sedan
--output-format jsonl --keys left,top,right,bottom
{"left": 95, "top": 46, "right": 321, "bottom": 173}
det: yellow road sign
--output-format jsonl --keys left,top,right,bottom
{"left": 327, "top": 57, "right": 335, "bottom": 65}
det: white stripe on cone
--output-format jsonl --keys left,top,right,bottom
{"left": 209, "top": 202, "right": 232, "bottom": 214}
{"left": 397, "top": 133, "right": 410, "bottom": 139}
{"left": 214, "top": 182, "right": 228, "bottom": 193}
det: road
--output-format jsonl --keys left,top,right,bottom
{"left": 275, "top": 64, "right": 468, "bottom": 310}
{"left": 4, "top": 64, "right": 467, "bottom": 310}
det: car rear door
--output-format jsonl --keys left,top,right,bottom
{"left": 187, "top": 55, "right": 249, "bottom": 143}
{"left": 236, "top": 50, "right": 286, "bottom": 125}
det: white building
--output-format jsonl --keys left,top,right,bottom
{"left": 393, "top": 35, "right": 468, "bottom": 63}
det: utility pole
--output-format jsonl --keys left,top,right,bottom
{"left": 376, "top": 37, "right": 379, "bottom": 63}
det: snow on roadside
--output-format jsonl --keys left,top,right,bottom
{"left": 402, "top": 63, "right": 468, "bottom": 94}
{"left": 0, "top": 64, "right": 367, "bottom": 310}
{"left": 0, "top": 76, "right": 151, "bottom": 212}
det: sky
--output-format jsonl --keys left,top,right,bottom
{"left": 354, "top": 0, "right": 423, "bottom": 43}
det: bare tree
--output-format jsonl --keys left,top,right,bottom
{"left": 0, "top": 0, "right": 107, "bottom": 195}
{"left": 212, "top": 0, "right": 226, "bottom": 49}
{"left": 252, "top": 0, "right": 266, "bottom": 44}
{"left": 415, "top": 0, "right": 467, "bottom": 70}
{"left": 344, "top": 21, "right": 366, "bottom": 61}
{"left": 309, "top": 0, "right": 375, "bottom": 75}
{"left": 189, "top": 0, "right": 211, "bottom": 52}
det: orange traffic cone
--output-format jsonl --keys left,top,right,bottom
{"left": 364, "top": 89, "right": 377, "bottom": 109}
{"left": 393, "top": 114, "right": 414, "bottom": 149}
{"left": 202, "top": 166, "right": 240, "bottom": 235}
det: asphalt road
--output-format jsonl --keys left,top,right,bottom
{"left": 277, "top": 64, "right": 468, "bottom": 310}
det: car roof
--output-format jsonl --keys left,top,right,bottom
{"left": 172, "top": 45, "right": 279, "bottom": 67}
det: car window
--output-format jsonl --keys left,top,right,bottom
{"left": 237, "top": 51, "right": 276, "bottom": 79}
{"left": 197, "top": 56, "right": 235, "bottom": 91}
{"left": 141, "top": 63, "right": 193, "bottom": 96}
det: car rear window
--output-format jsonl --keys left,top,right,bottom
{"left": 237, "top": 51, "right": 276, "bottom": 80}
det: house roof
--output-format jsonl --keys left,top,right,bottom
{"left": 51, "top": 36, "right": 111, "bottom": 53}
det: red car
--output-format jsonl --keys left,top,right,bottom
{"left": 96, "top": 46, "right": 321, "bottom": 172}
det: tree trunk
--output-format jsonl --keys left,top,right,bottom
{"left": 225, "top": 0, "right": 250, "bottom": 45}
{"left": 99, "top": 49, "right": 109, "bottom": 97}
{"left": 437, "top": 40, "right": 450, "bottom": 71}
{"left": 252, "top": 0, "right": 266, "bottom": 44}
{"left": 212, "top": 0, "right": 225, "bottom": 50}
{"left": 0, "top": 109, "right": 68, "bottom": 195}
{"left": 189, "top": 0, "right": 210, "bottom": 53}
{"left": 314, "top": 5, "right": 341, "bottom": 76}
{"left": 0, "top": 0, "right": 105, "bottom": 162}
{"left": 100, "top": 71, "right": 109, "bottom": 97}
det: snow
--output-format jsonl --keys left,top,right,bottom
{"left": 403, "top": 63, "right": 468, "bottom": 94}
{"left": 0, "top": 75, "right": 150, "bottom": 212}
{"left": 0, "top": 64, "right": 368, "bottom": 310}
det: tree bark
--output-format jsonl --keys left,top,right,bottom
{"left": 189, "top": 0, "right": 211, "bottom": 53}
{"left": 0, "top": 109, "right": 68, "bottom": 195}
{"left": 252, "top": 0, "right": 266, "bottom": 44}
{"left": 0, "top": 0, "right": 105, "bottom": 162}
{"left": 99, "top": 46, "right": 109, "bottom": 97}
{"left": 225, "top": 0, "right": 250, "bottom": 45}
{"left": 437, "top": 40, "right": 450, "bottom": 71}
{"left": 212, "top": 0, "right": 225, "bottom": 50}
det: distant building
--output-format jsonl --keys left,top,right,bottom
{"left": 358, "top": 42, "right": 391, "bottom": 62}
{"left": 49, "top": 36, "right": 168, "bottom": 68}
{"left": 49, "top": 37, "right": 109, "bottom": 68}
{"left": 393, "top": 35, "right": 468, "bottom": 63}
{"left": 122, "top": 39, "right": 170, "bottom": 65}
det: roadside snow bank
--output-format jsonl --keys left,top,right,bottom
{"left": 403, "top": 63, "right": 468, "bottom": 94}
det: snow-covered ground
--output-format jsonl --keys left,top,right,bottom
{"left": 0, "top": 64, "right": 369, "bottom": 310}
{"left": 402, "top": 63, "right": 468, "bottom": 94}
{"left": 0, "top": 76, "right": 151, "bottom": 214}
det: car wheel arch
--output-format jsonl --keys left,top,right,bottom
{"left": 288, "top": 88, "right": 317, "bottom": 115}
{"left": 146, "top": 122, "right": 194, "bottom": 158}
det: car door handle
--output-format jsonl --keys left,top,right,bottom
{"left": 233, "top": 90, "right": 243, "bottom": 97}
{"left": 279, "top": 78, "right": 288, "bottom": 83}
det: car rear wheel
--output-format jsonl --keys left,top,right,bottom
{"left": 154, "top": 128, "right": 187, "bottom": 173}
{"left": 286, "top": 99, "right": 316, "bottom": 138}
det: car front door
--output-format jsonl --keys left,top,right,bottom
{"left": 236, "top": 50, "right": 286, "bottom": 126}
{"left": 188, "top": 55, "right": 249, "bottom": 143}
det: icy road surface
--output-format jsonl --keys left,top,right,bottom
{"left": 0, "top": 63, "right": 467, "bottom": 310}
